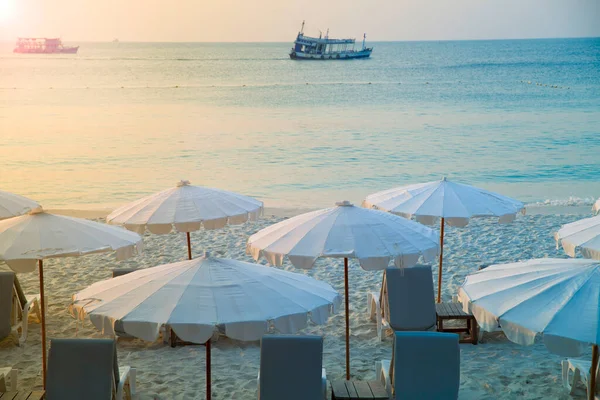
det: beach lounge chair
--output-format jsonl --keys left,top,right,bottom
{"left": 367, "top": 266, "right": 437, "bottom": 340}
{"left": 0, "top": 271, "right": 41, "bottom": 346}
{"left": 376, "top": 331, "right": 460, "bottom": 400}
{"left": 0, "top": 366, "right": 18, "bottom": 391}
{"left": 46, "top": 338, "right": 137, "bottom": 400}
{"left": 562, "top": 358, "right": 599, "bottom": 398}
{"left": 257, "top": 335, "right": 326, "bottom": 400}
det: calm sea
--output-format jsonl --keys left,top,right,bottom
{"left": 1, "top": 38, "right": 599, "bottom": 210}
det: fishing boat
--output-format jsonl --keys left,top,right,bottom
{"left": 289, "top": 21, "right": 372, "bottom": 60}
{"left": 13, "top": 38, "right": 79, "bottom": 54}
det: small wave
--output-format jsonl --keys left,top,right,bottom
{"left": 444, "top": 61, "right": 587, "bottom": 69}
{"left": 526, "top": 196, "right": 597, "bottom": 207}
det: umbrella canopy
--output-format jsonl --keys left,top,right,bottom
{"left": 555, "top": 215, "right": 600, "bottom": 260}
{"left": 362, "top": 177, "right": 525, "bottom": 227}
{"left": 246, "top": 200, "right": 439, "bottom": 270}
{"left": 72, "top": 253, "right": 340, "bottom": 400}
{"left": 459, "top": 258, "right": 599, "bottom": 351}
{"left": 107, "top": 180, "right": 263, "bottom": 234}
{"left": 0, "top": 190, "right": 41, "bottom": 220}
{"left": 459, "top": 258, "right": 600, "bottom": 400}
{"left": 0, "top": 210, "right": 143, "bottom": 272}
{"left": 107, "top": 180, "right": 263, "bottom": 259}
{"left": 0, "top": 208, "right": 143, "bottom": 388}
{"left": 246, "top": 200, "right": 439, "bottom": 379}
{"left": 594, "top": 198, "right": 600, "bottom": 215}
{"left": 363, "top": 177, "right": 524, "bottom": 302}
{"left": 72, "top": 253, "right": 340, "bottom": 343}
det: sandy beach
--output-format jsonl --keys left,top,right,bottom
{"left": 0, "top": 206, "right": 592, "bottom": 399}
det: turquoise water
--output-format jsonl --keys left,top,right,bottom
{"left": 0, "top": 38, "right": 599, "bottom": 209}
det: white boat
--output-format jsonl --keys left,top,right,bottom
{"left": 289, "top": 21, "right": 372, "bottom": 60}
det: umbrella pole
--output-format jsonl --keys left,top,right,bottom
{"left": 187, "top": 232, "right": 192, "bottom": 260}
{"left": 344, "top": 257, "right": 350, "bottom": 380}
{"left": 437, "top": 217, "right": 445, "bottom": 303}
{"left": 206, "top": 338, "right": 212, "bottom": 400}
{"left": 590, "top": 344, "right": 598, "bottom": 400}
{"left": 38, "top": 259, "right": 47, "bottom": 389}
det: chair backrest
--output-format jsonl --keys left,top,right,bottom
{"left": 46, "top": 338, "right": 118, "bottom": 400}
{"left": 259, "top": 335, "right": 323, "bottom": 400}
{"left": 0, "top": 272, "right": 15, "bottom": 339}
{"left": 386, "top": 266, "right": 436, "bottom": 331}
{"left": 392, "top": 331, "right": 460, "bottom": 400}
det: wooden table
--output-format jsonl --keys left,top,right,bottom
{"left": 0, "top": 392, "right": 45, "bottom": 400}
{"left": 331, "top": 380, "right": 389, "bottom": 400}
{"left": 436, "top": 302, "right": 478, "bottom": 344}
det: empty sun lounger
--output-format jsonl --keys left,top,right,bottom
{"left": 0, "top": 271, "right": 42, "bottom": 346}
{"left": 257, "top": 335, "right": 326, "bottom": 400}
{"left": 377, "top": 331, "right": 460, "bottom": 400}
{"left": 562, "top": 358, "right": 599, "bottom": 398}
{"left": 0, "top": 366, "right": 18, "bottom": 391}
{"left": 368, "top": 266, "right": 437, "bottom": 340}
{"left": 46, "top": 338, "right": 137, "bottom": 400}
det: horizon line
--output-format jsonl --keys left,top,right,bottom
{"left": 1, "top": 35, "right": 598, "bottom": 44}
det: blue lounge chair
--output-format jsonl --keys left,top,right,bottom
{"left": 368, "top": 266, "right": 437, "bottom": 340}
{"left": 377, "top": 331, "right": 460, "bottom": 399}
{"left": 257, "top": 335, "right": 326, "bottom": 400}
{"left": 46, "top": 338, "right": 137, "bottom": 400}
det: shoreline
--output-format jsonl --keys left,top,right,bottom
{"left": 46, "top": 204, "right": 594, "bottom": 220}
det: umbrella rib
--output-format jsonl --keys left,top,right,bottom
{"left": 240, "top": 266, "right": 338, "bottom": 313}
{"left": 537, "top": 266, "right": 598, "bottom": 336}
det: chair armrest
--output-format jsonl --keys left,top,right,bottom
{"left": 116, "top": 366, "right": 136, "bottom": 400}
{"left": 367, "top": 291, "right": 379, "bottom": 320}
{"left": 376, "top": 360, "right": 392, "bottom": 397}
{"left": 257, "top": 370, "right": 260, "bottom": 399}
{"left": 368, "top": 291, "right": 386, "bottom": 340}
{"left": 321, "top": 368, "right": 327, "bottom": 400}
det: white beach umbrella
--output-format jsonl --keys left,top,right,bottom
{"left": 107, "top": 180, "right": 263, "bottom": 260}
{"left": 459, "top": 258, "right": 600, "bottom": 400}
{"left": 246, "top": 200, "right": 439, "bottom": 379}
{"left": 0, "top": 209, "right": 143, "bottom": 388}
{"left": 593, "top": 198, "right": 600, "bottom": 215}
{"left": 72, "top": 253, "right": 341, "bottom": 400}
{"left": 0, "top": 189, "right": 41, "bottom": 220}
{"left": 363, "top": 177, "right": 525, "bottom": 302}
{"left": 555, "top": 214, "right": 600, "bottom": 260}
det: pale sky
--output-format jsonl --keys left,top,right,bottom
{"left": 0, "top": 0, "right": 598, "bottom": 42}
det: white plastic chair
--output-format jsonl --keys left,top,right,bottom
{"left": 12, "top": 284, "right": 43, "bottom": 346}
{"left": 562, "top": 358, "right": 599, "bottom": 398}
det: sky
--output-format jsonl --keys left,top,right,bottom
{"left": 0, "top": 0, "right": 598, "bottom": 42}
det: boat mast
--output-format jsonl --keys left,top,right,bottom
{"left": 362, "top": 33, "right": 366, "bottom": 50}
{"left": 300, "top": 20, "right": 305, "bottom": 34}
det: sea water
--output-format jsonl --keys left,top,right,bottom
{"left": 0, "top": 38, "right": 599, "bottom": 210}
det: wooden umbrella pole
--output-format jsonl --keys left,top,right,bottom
{"left": 437, "top": 217, "right": 445, "bottom": 303}
{"left": 38, "top": 259, "right": 47, "bottom": 389}
{"left": 206, "top": 338, "right": 212, "bottom": 400}
{"left": 590, "top": 344, "right": 598, "bottom": 400}
{"left": 187, "top": 232, "right": 192, "bottom": 260}
{"left": 344, "top": 257, "right": 350, "bottom": 380}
